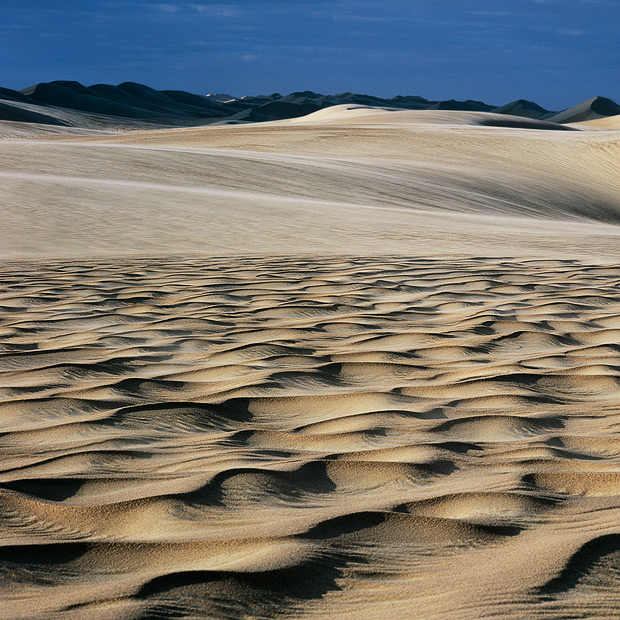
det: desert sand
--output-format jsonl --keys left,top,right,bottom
{"left": 1, "top": 105, "right": 620, "bottom": 619}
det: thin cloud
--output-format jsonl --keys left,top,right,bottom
{"left": 145, "top": 2, "right": 238, "bottom": 16}
{"left": 149, "top": 3, "right": 180, "bottom": 12}
{"left": 189, "top": 4, "right": 239, "bottom": 17}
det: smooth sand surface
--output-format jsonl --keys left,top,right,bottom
{"left": 1, "top": 109, "right": 620, "bottom": 259}
{"left": 1, "top": 108, "right": 620, "bottom": 619}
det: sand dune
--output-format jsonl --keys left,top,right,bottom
{"left": 1, "top": 103, "right": 620, "bottom": 618}
{"left": 1, "top": 107, "right": 620, "bottom": 258}
{"left": 546, "top": 96, "right": 620, "bottom": 124}
{"left": 2, "top": 80, "right": 619, "bottom": 131}
{"left": 491, "top": 99, "right": 551, "bottom": 119}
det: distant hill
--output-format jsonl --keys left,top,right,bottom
{"left": 0, "top": 80, "right": 618, "bottom": 130}
{"left": 491, "top": 99, "right": 551, "bottom": 119}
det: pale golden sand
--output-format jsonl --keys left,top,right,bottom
{"left": 1, "top": 109, "right": 620, "bottom": 618}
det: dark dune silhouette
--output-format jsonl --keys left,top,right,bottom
{"left": 1, "top": 80, "right": 618, "bottom": 129}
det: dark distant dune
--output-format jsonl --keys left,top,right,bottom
{"left": 160, "top": 89, "right": 234, "bottom": 116}
{"left": 116, "top": 81, "right": 212, "bottom": 117}
{"left": 0, "top": 101, "right": 68, "bottom": 126}
{"left": 0, "top": 86, "right": 35, "bottom": 104}
{"left": 491, "top": 99, "right": 550, "bottom": 119}
{"left": 233, "top": 100, "right": 324, "bottom": 122}
{"left": 89, "top": 83, "right": 215, "bottom": 118}
{"left": 428, "top": 99, "right": 494, "bottom": 112}
{"left": 1, "top": 80, "right": 618, "bottom": 130}
{"left": 22, "top": 81, "right": 178, "bottom": 119}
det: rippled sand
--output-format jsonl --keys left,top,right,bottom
{"left": 1, "top": 109, "right": 620, "bottom": 619}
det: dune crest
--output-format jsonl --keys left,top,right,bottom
{"left": 1, "top": 80, "right": 619, "bottom": 130}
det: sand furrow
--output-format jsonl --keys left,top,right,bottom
{"left": 2, "top": 256, "right": 620, "bottom": 617}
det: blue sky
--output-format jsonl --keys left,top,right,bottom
{"left": 2, "top": 0, "right": 619, "bottom": 109}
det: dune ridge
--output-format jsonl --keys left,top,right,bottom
{"left": 1, "top": 80, "right": 619, "bottom": 132}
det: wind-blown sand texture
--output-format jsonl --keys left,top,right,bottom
{"left": 1, "top": 107, "right": 620, "bottom": 619}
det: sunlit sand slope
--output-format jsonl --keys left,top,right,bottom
{"left": 1, "top": 108, "right": 620, "bottom": 259}
{"left": 3, "top": 256, "right": 620, "bottom": 619}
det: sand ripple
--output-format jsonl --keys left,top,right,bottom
{"left": 3, "top": 255, "right": 620, "bottom": 618}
